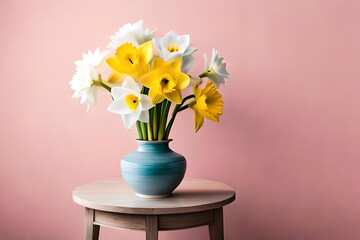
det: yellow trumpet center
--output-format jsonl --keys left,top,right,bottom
{"left": 196, "top": 95, "right": 208, "bottom": 111}
{"left": 167, "top": 45, "right": 179, "bottom": 53}
{"left": 125, "top": 94, "right": 139, "bottom": 112}
{"left": 159, "top": 73, "right": 177, "bottom": 93}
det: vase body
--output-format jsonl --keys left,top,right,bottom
{"left": 121, "top": 140, "right": 186, "bottom": 198}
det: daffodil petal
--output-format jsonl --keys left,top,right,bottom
{"left": 193, "top": 85, "right": 201, "bottom": 99}
{"left": 176, "top": 34, "right": 190, "bottom": 52}
{"left": 122, "top": 106, "right": 142, "bottom": 129}
{"left": 210, "top": 78, "right": 221, "bottom": 89}
{"left": 173, "top": 72, "right": 190, "bottom": 90}
{"left": 106, "top": 57, "right": 121, "bottom": 72}
{"left": 140, "top": 71, "right": 159, "bottom": 89}
{"left": 201, "top": 110, "right": 219, "bottom": 122}
{"left": 153, "top": 38, "right": 162, "bottom": 52}
{"left": 164, "top": 51, "right": 183, "bottom": 62}
{"left": 111, "top": 87, "right": 136, "bottom": 100}
{"left": 86, "top": 85, "right": 98, "bottom": 106}
{"left": 181, "top": 54, "right": 195, "bottom": 73}
{"left": 122, "top": 76, "right": 141, "bottom": 93}
{"left": 108, "top": 71, "right": 126, "bottom": 84}
{"left": 149, "top": 88, "right": 165, "bottom": 104}
{"left": 167, "top": 57, "right": 182, "bottom": 72}
{"left": 215, "top": 64, "right": 231, "bottom": 78}
{"left": 211, "top": 49, "right": 218, "bottom": 64}
{"left": 194, "top": 110, "right": 204, "bottom": 132}
{"left": 138, "top": 109, "right": 149, "bottom": 123}
{"left": 108, "top": 97, "right": 132, "bottom": 115}
{"left": 138, "top": 40, "right": 153, "bottom": 63}
{"left": 184, "top": 46, "right": 197, "bottom": 55}
{"left": 214, "top": 73, "right": 225, "bottom": 88}
{"left": 164, "top": 90, "right": 182, "bottom": 104}
{"left": 202, "top": 81, "right": 214, "bottom": 94}
{"left": 162, "top": 31, "right": 178, "bottom": 47}
{"left": 200, "top": 82, "right": 223, "bottom": 122}
{"left": 139, "top": 94, "right": 154, "bottom": 110}
{"left": 207, "top": 103, "right": 223, "bottom": 119}
{"left": 107, "top": 20, "right": 156, "bottom": 50}
{"left": 151, "top": 57, "right": 167, "bottom": 70}
{"left": 161, "top": 31, "right": 188, "bottom": 55}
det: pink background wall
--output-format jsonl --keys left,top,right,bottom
{"left": 1, "top": 0, "right": 360, "bottom": 239}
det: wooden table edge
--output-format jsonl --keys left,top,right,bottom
{"left": 73, "top": 191, "right": 236, "bottom": 215}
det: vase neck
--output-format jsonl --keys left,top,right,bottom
{"left": 137, "top": 141, "right": 171, "bottom": 152}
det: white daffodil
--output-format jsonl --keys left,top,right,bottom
{"left": 154, "top": 31, "right": 197, "bottom": 73}
{"left": 108, "top": 76, "right": 154, "bottom": 129}
{"left": 70, "top": 48, "right": 109, "bottom": 110}
{"left": 202, "top": 49, "right": 230, "bottom": 89}
{"left": 107, "top": 20, "right": 156, "bottom": 51}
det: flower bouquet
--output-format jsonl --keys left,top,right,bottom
{"left": 70, "top": 20, "right": 230, "bottom": 198}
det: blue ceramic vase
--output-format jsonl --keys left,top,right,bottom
{"left": 121, "top": 140, "right": 186, "bottom": 198}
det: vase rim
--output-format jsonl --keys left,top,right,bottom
{"left": 136, "top": 139, "right": 173, "bottom": 143}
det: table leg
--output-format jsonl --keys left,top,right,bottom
{"left": 209, "top": 207, "right": 224, "bottom": 240}
{"left": 146, "top": 215, "right": 158, "bottom": 240}
{"left": 85, "top": 208, "right": 100, "bottom": 240}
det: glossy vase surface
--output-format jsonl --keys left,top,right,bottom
{"left": 121, "top": 140, "right": 186, "bottom": 198}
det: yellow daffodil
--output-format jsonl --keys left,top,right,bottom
{"left": 189, "top": 82, "right": 223, "bottom": 132}
{"left": 139, "top": 57, "right": 190, "bottom": 104}
{"left": 106, "top": 40, "right": 153, "bottom": 81}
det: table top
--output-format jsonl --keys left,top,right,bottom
{"left": 73, "top": 178, "right": 235, "bottom": 215}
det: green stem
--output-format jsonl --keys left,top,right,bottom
{"left": 165, "top": 104, "right": 181, "bottom": 139}
{"left": 93, "top": 80, "right": 111, "bottom": 92}
{"left": 169, "top": 95, "right": 194, "bottom": 122}
{"left": 160, "top": 100, "right": 166, "bottom": 118}
{"left": 165, "top": 95, "right": 195, "bottom": 138}
{"left": 141, "top": 122, "right": 148, "bottom": 140}
{"left": 158, "top": 100, "right": 171, "bottom": 140}
{"left": 165, "top": 115, "right": 176, "bottom": 139}
{"left": 94, "top": 74, "right": 112, "bottom": 92}
{"left": 136, "top": 121, "right": 143, "bottom": 140}
{"left": 153, "top": 104, "right": 159, "bottom": 140}
{"left": 147, "top": 109, "right": 153, "bottom": 141}
{"left": 157, "top": 103, "right": 162, "bottom": 139}
{"left": 181, "top": 95, "right": 195, "bottom": 104}
{"left": 177, "top": 104, "right": 189, "bottom": 112}
{"left": 198, "top": 73, "right": 207, "bottom": 78}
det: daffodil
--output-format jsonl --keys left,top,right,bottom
{"left": 154, "top": 31, "right": 197, "bottom": 73}
{"left": 189, "top": 82, "right": 224, "bottom": 132}
{"left": 106, "top": 40, "right": 153, "bottom": 81}
{"left": 201, "top": 49, "right": 230, "bottom": 89}
{"left": 70, "top": 48, "right": 109, "bottom": 110}
{"left": 139, "top": 57, "right": 190, "bottom": 104}
{"left": 108, "top": 76, "right": 154, "bottom": 129}
{"left": 107, "top": 20, "right": 156, "bottom": 51}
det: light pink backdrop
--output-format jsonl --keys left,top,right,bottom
{"left": 1, "top": 0, "right": 360, "bottom": 239}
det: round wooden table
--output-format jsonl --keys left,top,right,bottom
{"left": 73, "top": 178, "right": 235, "bottom": 240}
